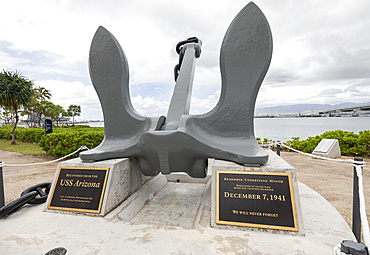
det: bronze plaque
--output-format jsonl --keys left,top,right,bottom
{"left": 48, "top": 167, "right": 109, "bottom": 213}
{"left": 216, "top": 171, "right": 298, "bottom": 231}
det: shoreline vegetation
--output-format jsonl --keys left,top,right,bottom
{"left": 0, "top": 125, "right": 369, "bottom": 158}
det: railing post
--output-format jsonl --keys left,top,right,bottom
{"left": 0, "top": 162, "right": 5, "bottom": 208}
{"left": 352, "top": 157, "right": 363, "bottom": 243}
{"left": 276, "top": 141, "right": 281, "bottom": 156}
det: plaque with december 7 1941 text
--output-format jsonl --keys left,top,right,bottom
{"left": 216, "top": 170, "right": 298, "bottom": 231}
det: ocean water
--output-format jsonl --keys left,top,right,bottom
{"left": 254, "top": 117, "right": 369, "bottom": 141}
{"left": 87, "top": 117, "right": 369, "bottom": 142}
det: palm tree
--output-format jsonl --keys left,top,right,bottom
{"left": 67, "top": 104, "right": 81, "bottom": 126}
{"left": 25, "top": 86, "right": 52, "bottom": 126}
{"left": 34, "top": 86, "right": 51, "bottom": 101}
{"left": 0, "top": 70, "right": 34, "bottom": 144}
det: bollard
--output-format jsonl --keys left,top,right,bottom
{"left": 0, "top": 162, "right": 4, "bottom": 208}
{"left": 276, "top": 141, "right": 281, "bottom": 156}
{"left": 352, "top": 157, "right": 363, "bottom": 243}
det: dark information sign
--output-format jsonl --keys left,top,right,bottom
{"left": 45, "top": 118, "right": 52, "bottom": 135}
{"left": 216, "top": 170, "right": 298, "bottom": 231}
{"left": 48, "top": 167, "right": 109, "bottom": 213}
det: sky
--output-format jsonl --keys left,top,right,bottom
{"left": 1, "top": 0, "right": 370, "bottom": 120}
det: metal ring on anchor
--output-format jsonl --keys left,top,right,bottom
{"left": 174, "top": 37, "right": 200, "bottom": 81}
{"left": 175, "top": 37, "right": 199, "bottom": 54}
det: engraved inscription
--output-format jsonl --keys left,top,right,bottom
{"left": 48, "top": 167, "right": 109, "bottom": 213}
{"left": 216, "top": 171, "right": 298, "bottom": 231}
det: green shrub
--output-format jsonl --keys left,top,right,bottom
{"left": 39, "top": 127, "right": 104, "bottom": 158}
{"left": 0, "top": 125, "right": 12, "bottom": 139}
{"left": 1, "top": 125, "right": 105, "bottom": 158}
{"left": 15, "top": 127, "right": 45, "bottom": 143}
{"left": 0, "top": 125, "right": 44, "bottom": 142}
{"left": 286, "top": 130, "right": 370, "bottom": 157}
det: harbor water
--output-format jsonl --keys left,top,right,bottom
{"left": 87, "top": 117, "right": 369, "bottom": 142}
{"left": 254, "top": 117, "right": 369, "bottom": 141}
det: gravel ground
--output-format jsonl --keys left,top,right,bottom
{"left": 1, "top": 149, "right": 369, "bottom": 230}
{"left": 280, "top": 151, "right": 369, "bottom": 231}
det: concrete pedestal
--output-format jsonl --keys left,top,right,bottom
{"left": 0, "top": 151, "right": 355, "bottom": 254}
{"left": 45, "top": 157, "right": 149, "bottom": 216}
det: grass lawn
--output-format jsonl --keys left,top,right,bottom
{"left": 0, "top": 138, "right": 45, "bottom": 156}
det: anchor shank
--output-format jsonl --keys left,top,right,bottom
{"left": 164, "top": 43, "right": 199, "bottom": 130}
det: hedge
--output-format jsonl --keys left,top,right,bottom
{"left": 1, "top": 125, "right": 369, "bottom": 158}
{"left": 0, "top": 125, "right": 104, "bottom": 158}
{"left": 0, "top": 125, "right": 44, "bottom": 143}
{"left": 286, "top": 130, "right": 370, "bottom": 157}
{"left": 38, "top": 127, "right": 104, "bottom": 158}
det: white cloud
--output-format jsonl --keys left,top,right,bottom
{"left": 0, "top": 52, "right": 29, "bottom": 70}
{"left": 131, "top": 95, "right": 169, "bottom": 116}
{"left": 36, "top": 80, "right": 102, "bottom": 120}
{"left": 1, "top": 0, "right": 370, "bottom": 119}
{"left": 190, "top": 92, "right": 220, "bottom": 115}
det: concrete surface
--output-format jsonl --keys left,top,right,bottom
{"left": 0, "top": 176, "right": 355, "bottom": 254}
{"left": 3, "top": 149, "right": 368, "bottom": 231}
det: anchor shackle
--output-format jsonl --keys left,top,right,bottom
{"left": 174, "top": 36, "right": 202, "bottom": 82}
{"left": 175, "top": 36, "right": 202, "bottom": 57}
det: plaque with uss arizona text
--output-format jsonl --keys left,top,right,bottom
{"left": 216, "top": 170, "right": 298, "bottom": 231}
{"left": 48, "top": 167, "right": 109, "bottom": 213}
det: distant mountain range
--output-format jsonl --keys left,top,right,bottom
{"left": 255, "top": 102, "right": 370, "bottom": 115}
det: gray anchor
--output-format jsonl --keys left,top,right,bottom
{"left": 80, "top": 2, "right": 273, "bottom": 178}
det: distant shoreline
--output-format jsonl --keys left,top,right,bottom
{"left": 255, "top": 114, "right": 370, "bottom": 118}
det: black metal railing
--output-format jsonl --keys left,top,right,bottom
{"left": 353, "top": 158, "right": 364, "bottom": 243}
{"left": 0, "top": 162, "right": 4, "bottom": 208}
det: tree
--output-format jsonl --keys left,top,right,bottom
{"left": 44, "top": 101, "right": 66, "bottom": 126}
{"left": 67, "top": 104, "right": 81, "bottom": 126}
{"left": 34, "top": 86, "right": 51, "bottom": 101}
{"left": 34, "top": 86, "right": 52, "bottom": 126}
{"left": 0, "top": 70, "right": 34, "bottom": 144}
{"left": 25, "top": 86, "right": 52, "bottom": 127}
